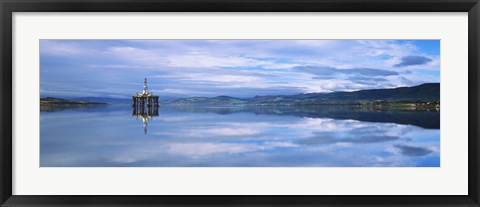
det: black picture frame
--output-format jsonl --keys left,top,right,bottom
{"left": 1, "top": 0, "right": 479, "bottom": 206}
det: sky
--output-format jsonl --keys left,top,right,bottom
{"left": 40, "top": 40, "right": 440, "bottom": 99}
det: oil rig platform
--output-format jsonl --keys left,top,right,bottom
{"left": 132, "top": 78, "right": 159, "bottom": 134}
{"left": 132, "top": 78, "right": 159, "bottom": 107}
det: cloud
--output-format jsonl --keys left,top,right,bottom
{"left": 167, "top": 54, "right": 300, "bottom": 69}
{"left": 40, "top": 40, "right": 90, "bottom": 56}
{"left": 394, "top": 145, "right": 433, "bottom": 156}
{"left": 294, "top": 65, "right": 401, "bottom": 90}
{"left": 394, "top": 55, "right": 433, "bottom": 67}
{"left": 296, "top": 66, "right": 399, "bottom": 78}
{"left": 40, "top": 40, "right": 440, "bottom": 98}
{"left": 342, "top": 76, "right": 389, "bottom": 86}
{"left": 168, "top": 54, "right": 266, "bottom": 68}
{"left": 399, "top": 77, "right": 414, "bottom": 85}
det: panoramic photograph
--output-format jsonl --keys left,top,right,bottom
{"left": 40, "top": 40, "right": 440, "bottom": 167}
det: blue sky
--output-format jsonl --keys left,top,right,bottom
{"left": 40, "top": 40, "right": 440, "bottom": 99}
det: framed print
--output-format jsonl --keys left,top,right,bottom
{"left": 1, "top": 0, "right": 479, "bottom": 206}
{"left": 39, "top": 39, "right": 443, "bottom": 168}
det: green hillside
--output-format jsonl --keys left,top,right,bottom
{"left": 161, "top": 83, "right": 440, "bottom": 106}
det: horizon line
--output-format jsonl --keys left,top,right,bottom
{"left": 40, "top": 82, "right": 440, "bottom": 100}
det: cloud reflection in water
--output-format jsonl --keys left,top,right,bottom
{"left": 40, "top": 105, "right": 440, "bottom": 167}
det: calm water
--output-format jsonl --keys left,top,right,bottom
{"left": 40, "top": 104, "right": 440, "bottom": 167}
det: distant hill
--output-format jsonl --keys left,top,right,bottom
{"left": 40, "top": 97, "right": 107, "bottom": 105}
{"left": 161, "top": 83, "right": 440, "bottom": 106}
{"left": 74, "top": 97, "right": 131, "bottom": 104}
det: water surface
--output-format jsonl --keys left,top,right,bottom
{"left": 40, "top": 104, "right": 440, "bottom": 167}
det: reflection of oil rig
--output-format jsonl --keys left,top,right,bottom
{"left": 132, "top": 78, "right": 159, "bottom": 134}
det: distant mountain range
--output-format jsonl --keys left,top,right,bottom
{"left": 40, "top": 97, "right": 107, "bottom": 105}
{"left": 159, "top": 83, "right": 440, "bottom": 106}
{"left": 66, "top": 83, "right": 439, "bottom": 106}
{"left": 71, "top": 97, "right": 132, "bottom": 104}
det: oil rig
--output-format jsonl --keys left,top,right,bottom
{"left": 132, "top": 78, "right": 159, "bottom": 107}
{"left": 132, "top": 78, "right": 159, "bottom": 134}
